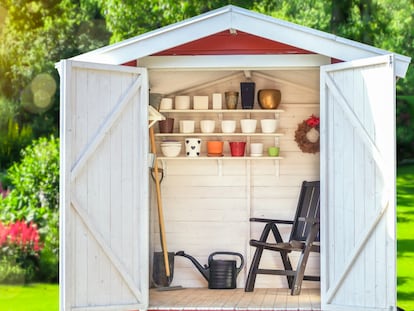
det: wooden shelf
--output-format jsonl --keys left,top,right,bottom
{"left": 159, "top": 109, "right": 284, "bottom": 114}
{"left": 155, "top": 132, "right": 283, "bottom": 137}
{"left": 157, "top": 156, "right": 283, "bottom": 160}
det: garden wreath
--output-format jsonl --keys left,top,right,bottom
{"left": 294, "top": 115, "right": 320, "bottom": 153}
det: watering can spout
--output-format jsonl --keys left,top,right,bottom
{"left": 175, "top": 251, "right": 210, "bottom": 281}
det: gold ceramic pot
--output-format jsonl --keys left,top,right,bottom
{"left": 258, "top": 89, "right": 281, "bottom": 109}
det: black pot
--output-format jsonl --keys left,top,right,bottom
{"left": 240, "top": 82, "right": 255, "bottom": 109}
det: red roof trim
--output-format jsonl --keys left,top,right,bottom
{"left": 153, "top": 30, "right": 313, "bottom": 56}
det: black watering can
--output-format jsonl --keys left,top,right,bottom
{"left": 175, "top": 250, "right": 244, "bottom": 289}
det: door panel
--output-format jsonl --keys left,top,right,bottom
{"left": 59, "top": 60, "right": 149, "bottom": 311}
{"left": 320, "top": 55, "right": 396, "bottom": 310}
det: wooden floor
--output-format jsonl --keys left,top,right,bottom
{"left": 149, "top": 288, "right": 321, "bottom": 310}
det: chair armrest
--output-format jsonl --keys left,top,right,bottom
{"left": 249, "top": 217, "right": 294, "bottom": 225}
{"left": 298, "top": 217, "right": 320, "bottom": 224}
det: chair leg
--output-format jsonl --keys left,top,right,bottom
{"left": 245, "top": 223, "right": 273, "bottom": 292}
{"left": 290, "top": 224, "right": 320, "bottom": 295}
{"left": 244, "top": 245, "right": 264, "bottom": 292}
{"left": 270, "top": 225, "right": 294, "bottom": 288}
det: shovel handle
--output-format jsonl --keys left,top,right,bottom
{"left": 149, "top": 126, "right": 170, "bottom": 277}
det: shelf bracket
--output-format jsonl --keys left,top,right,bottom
{"left": 217, "top": 159, "right": 223, "bottom": 176}
{"left": 274, "top": 160, "right": 280, "bottom": 177}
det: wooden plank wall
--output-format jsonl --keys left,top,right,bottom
{"left": 149, "top": 70, "right": 320, "bottom": 289}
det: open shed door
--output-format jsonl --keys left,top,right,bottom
{"left": 320, "top": 55, "right": 396, "bottom": 310}
{"left": 59, "top": 60, "right": 149, "bottom": 311}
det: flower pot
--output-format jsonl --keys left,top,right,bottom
{"left": 207, "top": 141, "right": 224, "bottom": 156}
{"left": 185, "top": 138, "right": 201, "bottom": 157}
{"left": 221, "top": 120, "right": 236, "bottom": 133}
{"left": 179, "top": 120, "right": 195, "bottom": 133}
{"left": 229, "top": 141, "right": 246, "bottom": 157}
{"left": 225, "top": 91, "right": 239, "bottom": 109}
{"left": 240, "top": 119, "right": 257, "bottom": 133}
{"left": 258, "top": 89, "right": 281, "bottom": 109}
{"left": 240, "top": 82, "right": 255, "bottom": 109}
{"left": 260, "top": 119, "right": 278, "bottom": 133}
{"left": 158, "top": 118, "right": 174, "bottom": 133}
{"left": 200, "top": 120, "right": 216, "bottom": 133}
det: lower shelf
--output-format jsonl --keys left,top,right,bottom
{"left": 157, "top": 156, "right": 283, "bottom": 160}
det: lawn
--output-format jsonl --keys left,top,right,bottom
{"left": 0, "top": 166, "right": 412, "bottom": 310}
{"left": 396, "top": 164, "right": 414, "bottom": 311}
{"left": 0, "top": 283, "right": 58, "bottom": 311}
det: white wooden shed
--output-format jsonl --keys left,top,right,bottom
{"left": 57, "top": 5, "right": 411, "bottom": 311}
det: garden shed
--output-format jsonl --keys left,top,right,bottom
{"left": 57, "top": 5, "right": 411, "bottom": 311}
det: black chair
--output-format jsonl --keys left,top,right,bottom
{"left": 245, "top": 181, "right": 320, "bottom": 295}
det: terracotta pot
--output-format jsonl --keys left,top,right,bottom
{"left": 207, "top": 141, "right": 224, "bottom": 155}
{"left": 229, "top": 141, "right": 246, "bottom": 157}
{"left": 158, "top": 118, "right": 174, "bottom": 133}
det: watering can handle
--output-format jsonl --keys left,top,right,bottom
{"left": 208, "top": 252, "right": 245, "bottom": 272}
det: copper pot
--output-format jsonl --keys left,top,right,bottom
{"left": 258, "top": 89, "right": 281, "bottom": 109}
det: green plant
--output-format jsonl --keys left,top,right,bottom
{"left": 0, "top": 221, "right": 42, "bottom": 283}
{"left": 0, "top": 136, "right": 59, "bottom": 282}
{"left": 0, "top": 258, "right": 26, "bottom": 284}
{"left": 0, "top": 119, "right": 33, "bottom": 171}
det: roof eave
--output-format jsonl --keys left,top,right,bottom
{"left": 70, "top": 5, "right": 410, "bottom": 78}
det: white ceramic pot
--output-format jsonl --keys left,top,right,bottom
{"left": 250, "top": 143, "right": 263, "bottom": 156}
{"left": 185, "top": 138, "right": 202, "bottom": 157}
{"left": 240, "top": 119, "right": 257, "bottom": 133}
{"left": 200, "top": 120, "right": 215, "bottom": 133}
{"left": 160, "top": 98, "right": 173, "bottom": 110}
{"left": 221, "top": 120, "right": 236, "bottom": 133}
{"left": 260, "top": 119, "right": 278, "bottom": 133}
{"left": 179, "top": 120, "right": 195, "bottom": 133}
{"left": 175, "top": 96, "right": 191, "bottom": 109}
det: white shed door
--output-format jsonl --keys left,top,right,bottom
{"left": 320, "top": 55, "right": 396, "bottom": 311}
{"left": 59, "top": 60, "right": 149, "bottom": 311}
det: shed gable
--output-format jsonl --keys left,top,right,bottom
{"left": 153, "top": 30, "right": 313, "bottom": 55}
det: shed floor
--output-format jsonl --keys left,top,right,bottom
{"left": 149, "top": 288, "right": 321, "bottom": 310}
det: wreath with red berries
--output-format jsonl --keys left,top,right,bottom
{"left": 294, "top": 115, "right": 320, "bottom": 154}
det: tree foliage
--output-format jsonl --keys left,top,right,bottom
{"left": 0, "top": 0, "right": 110, "bottom": 140}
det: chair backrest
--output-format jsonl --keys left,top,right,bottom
{"left": 289, "top": 181, "right": 320, "bottom": 242}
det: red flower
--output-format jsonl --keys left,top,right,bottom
{"left": 306, "top": 115, "right": 320, "bottom": 127}
{"left": 0, "top": 220, "right": 43, "bottom": 254}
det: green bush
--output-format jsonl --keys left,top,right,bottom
{"left": 0, "top": 136, "right": 59, "bottom": 282}
{"left": 0, "top": 118, "right": 33, "bottom": 172}
{"left": 0, "top": 258, "right": 26, "bottom": 284}
{"left": 0, "top": 220, "right": 42, "bottom": 284}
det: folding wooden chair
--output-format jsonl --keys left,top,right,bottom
{"left": 245, "top": 181, "right": 320, "bottom": 295}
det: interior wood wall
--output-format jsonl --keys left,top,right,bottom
{"left": 149, "top": 71, "right": 320, "bottom": 289}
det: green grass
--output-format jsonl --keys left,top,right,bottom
{"left": 0, "top": 167, "right": 412, "bottom": 310}
{"left": 397, "top": 164, "right": 414, "bottom": 311}
{"left": 0, "top": 283, "right": 58, "bottom": 311}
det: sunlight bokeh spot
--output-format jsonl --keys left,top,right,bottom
{"left": 30, "top": 73, "right": 56, "bottom": 109}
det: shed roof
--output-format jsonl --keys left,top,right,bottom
{"left": 71, "top": 5, "right": 410, "bottom": 78}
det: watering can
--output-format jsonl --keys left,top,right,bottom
{"left": 175, "top": 251, "right": 244, "bottom": 289}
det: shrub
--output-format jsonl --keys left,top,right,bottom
{"left": 0, "top": 220, "right": 42, "bottom": 283}
{"left": 0, "top": 119, "right": 33, "bottom": 171}
{"left": 0, "top": 136, "right": 59, "bottom": 282}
